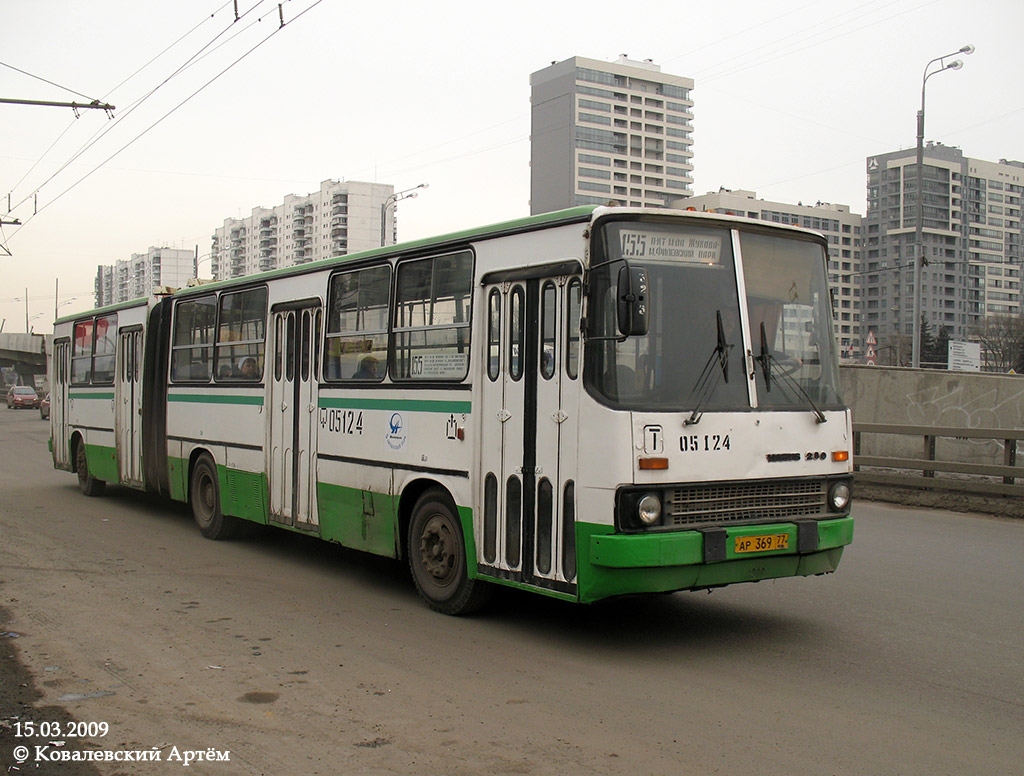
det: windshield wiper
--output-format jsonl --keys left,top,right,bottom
{"left": 755, "top": 322, "right": 826, "bottom": 424}
{"left": 684, "top": 310, "right": 732, "bottom": 426}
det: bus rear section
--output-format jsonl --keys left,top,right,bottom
{"left": 52, "top": 300, "right": 150, "bottom": 496}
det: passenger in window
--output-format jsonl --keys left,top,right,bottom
{"left": 541, "top": 348, "right": 554, "bottom": 375}
{"left": 217, "top": 363, "right": 233, "bottom": 380}
{"left": 240, "top": 357, "right": 259, "bottom": 379}
{"left": 353, "top": 355, "right": 379, "bottom": 380}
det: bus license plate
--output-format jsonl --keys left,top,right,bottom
{"left": 734, "top": 534, "right": 790, "bottom": 554}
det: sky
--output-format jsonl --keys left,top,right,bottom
{"left": 1, "top": 0, "right": 1021, "bottom": 331}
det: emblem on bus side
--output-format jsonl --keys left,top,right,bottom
{"left": 386, "top": 412, "right": 407, "bottom": 451}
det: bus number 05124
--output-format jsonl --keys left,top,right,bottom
{"left": 321, "top": 408, "right": 363, "bottom": 435}
{"left": 680, "top": 434, "right": 731, "bottom": 452}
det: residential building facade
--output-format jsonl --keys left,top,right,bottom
{"left": 862, "top": 144, "right": 1024, "bottom": 363}
{"left": 530, "top": 55, "right": 694, "bottom": 214}
{"left": 94, "top": 247, "right": 195, "bottom": 307}
{"left": 673, "top": 189, "right": 864, "bottom": 362}
{"left": 210, "top": 180, "right": 395, "bottom": 281}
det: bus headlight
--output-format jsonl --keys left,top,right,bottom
{"left": 637, "top": 494, "right": 662, "bottom": 526}
{"left": 828, "top": 481, "right": 851, "bottom": 512}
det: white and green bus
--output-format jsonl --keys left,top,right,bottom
{"left": 51, "top": 206, "right": 854, "bottom": 614}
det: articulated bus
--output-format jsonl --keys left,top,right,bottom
{"left": 51, "top": 206, "right": 853, "bottom": 614}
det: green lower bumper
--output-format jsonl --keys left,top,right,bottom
{"left": 577, "top": 516, "right": 853, "bottom": 603}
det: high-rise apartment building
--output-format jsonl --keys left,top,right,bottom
{"left": 530, "top": 56, "right": 694, "bottom": 214}
{"left": 674, "top": 189, "right": 863, "bottom": 361}
{"left": 862, "top": 144, "right": 1024, "bottom": 356}
{"left": 210, "top": 180, "right": 394, "bottom": 281}
{"left": 94, "top": 247, "right": 195, "bottom": 307}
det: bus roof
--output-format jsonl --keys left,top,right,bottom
{"left": 55, "top": 296, "right": 150, "bottom": 326}
{"left": 171, "top": 206, "right": 600, "bottom": 299}
{"left": 57, "top": 204, "right": 828, "bottom": 321}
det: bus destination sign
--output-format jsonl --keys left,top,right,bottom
{"left": 618, "top": 229, "right": 723, "bottom": 264}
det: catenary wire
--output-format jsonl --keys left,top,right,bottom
{"left": 0, "top": 60, "right": 100, "bottom": 102}
{"left": 4, "top": 0, "right": 277, "bottom": 218}
{"left": 6, "top": 0, "right": 325, "bottom": 239}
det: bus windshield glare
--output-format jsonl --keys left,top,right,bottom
{"left": 585, "top": 219, "right": 843, "bottom": 412}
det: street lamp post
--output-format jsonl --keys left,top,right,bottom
{"left": 912, "top": 44, "right": 974, "bottom": 368}
{"left": 196, "top": 253, "right": 215, "bottom": 279}
{"left": 13, "top": 289, "right": 29, "bottom": 332}
{"left": 381, "top": 184, "right": 428, "bottom": 247}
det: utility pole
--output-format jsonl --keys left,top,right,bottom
{"left": 0, "top": 216, "right": 19, "bottom": 256}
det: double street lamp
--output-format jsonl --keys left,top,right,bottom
{"left": 55, "top": 297, "right": 76, "bottom": 319}
{"left": 911, "top": 44, "right": 974, "bottom": 368}
{"left": 381, "top": 184, "right": 428, "bottom": 247}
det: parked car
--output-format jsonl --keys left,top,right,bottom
{"left": 7, "top": 385, "right": 40, "bottom": 409}
{"left": 40, "top": 392, "right": 51, "bottom": 420}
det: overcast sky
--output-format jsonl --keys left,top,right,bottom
{"left": 1, "top": 0, "right": 1021, "bottom": 330}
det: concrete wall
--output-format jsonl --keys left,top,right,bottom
{"left": 840, "top": 364, "right": 1024, "bottom": 466}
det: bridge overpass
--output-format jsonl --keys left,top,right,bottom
{"left": 0, "top": 332, "right": 48, "bottom": 386}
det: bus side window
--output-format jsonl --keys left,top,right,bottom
{"left": 509, "top": 286, "right": 524, "bottom": 381}
{"left": 171, "top": 295, "right": 217, "bottom": 382}
{"left": 325, "top": 265, "right": 390, "bottom": 381}
{"left": 71, "top": 320, "right": 93, "bottom": 384}
{"left": 566, "top": 278, "right": 581, "bottom": 380}
{"left": 274, "top": 316, "right": 283, "bottom": 381}
{"left": 91, "top": 314, "right": 117, "bottom": 384}
{"left": 487, "top": 289, "right": 500, "bottom": 381}
{"left": 393, "top": 251, "right": 473, "bottom": 381}
{"left": 313, "top": 308, "right": 322, "bottom": 381}
{"left": 540, "top": 282, "right": 556, "bottom": 380}
{"left": 300, "top": 309, "right": 311, "bottom": 381}
{"left": 214, "top": 287, "right": 268, "bottom": 381}
{"left": 285, "top": 313, "right": 295, "bottom": 382}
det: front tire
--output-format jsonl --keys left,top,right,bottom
{"left": 75, "top": 439, "right": 106, "bottom": 497}
{"left": 408, "top": 489, "right": 491, "bottom": 615}
{"left": 189, "top": 455, "right": 239, "bottom": 539}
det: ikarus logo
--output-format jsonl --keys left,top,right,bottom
{"left": 386, "top": 412, "right": 407, "bottom": 451}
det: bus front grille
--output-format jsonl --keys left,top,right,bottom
{"left": 665, "top": 480, "right": 827, "bottom": 526}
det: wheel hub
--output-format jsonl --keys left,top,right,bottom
{"left": 419, "top": 515, "right": 456, "bottom": 583}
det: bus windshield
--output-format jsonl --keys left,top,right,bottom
{"left": 740, "top": 230, "right": 843, "bottom": 409}
{"left": 585, "top": 219, "right": 843, "bottom": 412}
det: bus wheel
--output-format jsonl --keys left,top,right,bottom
{"left": 190, "top": 455, "right": 239, "bottom": 540}
{"left": 408, "top": 489, "right": 491, "bottom": 615}
{"left": 75, "top": 439, "right": 106, "bottom": 497}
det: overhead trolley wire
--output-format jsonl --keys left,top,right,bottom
{"left": 3, "top": 0, "right": 273, "bottom": 223}
{"left": 0, "top": 60, "right": 100, "bottom": 102}
{"left": 6, "top": 0, "right": 325, "bottom": 239}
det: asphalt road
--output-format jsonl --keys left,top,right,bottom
{"left": 1, "top": 407, "right": 1022, "bottom": 775}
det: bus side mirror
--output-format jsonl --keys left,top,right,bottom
{"left": 617, "top": 265, "right": 650, "bottom": 336}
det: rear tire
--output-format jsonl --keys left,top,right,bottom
{"left": 190, "top": 455, "right": 239, "bottom": 539}
{"left": 75, "top": 439, "right": 106, "bottom": 497}
{"left": 408, "top": 489, "right": 491, "bottom": 615}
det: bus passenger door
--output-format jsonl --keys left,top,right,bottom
{"left": 479, "top": 274, "right": 578, "bottom": 595}
{"left": 480, "top": 283, "right": 526, "bottom": 580}
{"left": 52, "top": 339, "right": 71, "bottom": 469}
{"left": 268, "top": 304, "right": 322, "bottom": 530}
{"left": 116, "top": 328, "right": 144, "bottom": 485}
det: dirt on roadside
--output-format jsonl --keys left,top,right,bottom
{"left": 0, "top": 603, "right": 105, "bottom": 776}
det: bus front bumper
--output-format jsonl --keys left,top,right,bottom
{"left": 577, "top": 516, "right": 853, "bottom": 603}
